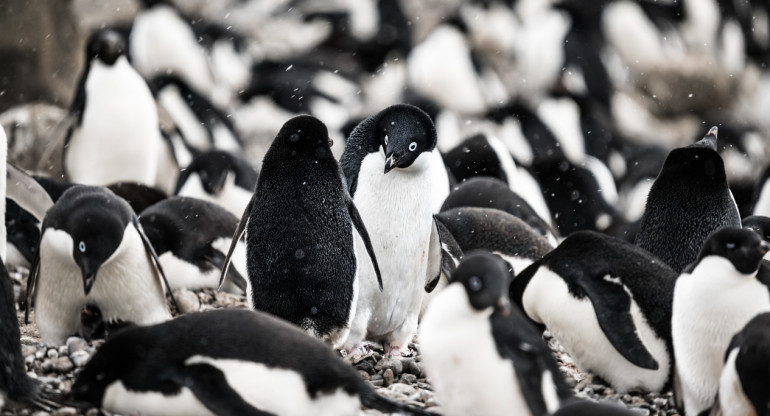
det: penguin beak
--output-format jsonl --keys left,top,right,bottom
{"left": 497, "top": 296, "right": 511, "bottom": 317}
{"left": 81, "top": 262, "right": 100, "bottom": 295}
{"left": 328, "top": 137, "right": 334, "bottom": 147}
{"left": 384, "top": 154, "right": 399, "bottom": 174}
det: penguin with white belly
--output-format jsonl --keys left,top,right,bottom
{"left": 510, "top": 230, "right": 677, "bottom": 393}
{"left": 340, "top": 104, "right": 450, "bottom": 357}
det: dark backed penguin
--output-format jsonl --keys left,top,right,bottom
{"left": 419, "top": 251, "right": 572, "bottom": 416}
{"left": 717, "top": 312, "right": 770, "bottom": 416}
{"left": 64, "top": 29, "right": 162, "bottom": 188}
{"left": 175, "top": 150, "right": 258, "bottom": 217}
{"left": 140, "top": 196, "right": 247, "bottom": 294}
{"left": 219, "top": 115, "right": 382, "bottom": 348}
{"left": 510, "top": 230, "right": 677, "bottom": 393}
{"left": 26, "top": 185, "right": 174, "bottom": 345}
{"left": 635, "top": 126, "right": 742, "bottom": 272}
{"left": 69, "top": 309, "right": 433, "bottom": 416}
{"left": 339, "top": 104, "right": 449, "bottom": 357}
{"left": 672, "top": 227, "right": 770, "bottom": 416}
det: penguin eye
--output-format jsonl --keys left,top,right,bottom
{"left": 726, "top": 242, "right": 736, "bottom": 250}
{"left": 78, "top": 241, "right": 87, "bottom": 253}
{"left": 468, "top": 276, "right": 483, "bottom": 292}
{"left": 384, "top": 135, "right": 388, "bottom": 146}
{"left": 408, "top": 142, "right": 417, "bottom": 152}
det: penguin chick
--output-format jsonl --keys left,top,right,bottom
{"left": 420, "top": 251, "right": 572, "bottom": 416}
{"left": 26, "top": 185, "right": 174, "bottom": 345}
{"left": 672, "top": 227, "right": 770, "bottom": 416}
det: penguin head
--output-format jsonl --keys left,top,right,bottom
{"left": 376, "top": 104, "right": 437, "bottom": 173}
{"left": 86, "top": 29, "right": 127, "bottom": 66}
{"left": 274, "top": 115, "right": 333, "bottom": 156}
{"left": 660, "top": 126, "right": 725, "bottom": 181}
{"left": 695, "top": 227, "right": 770, "bottom": 274}
{"left": 743, "top": 216, "right": 770, "bottom": 244}
{"left": 450, "top": 251, "right": 513, "bottom": 315}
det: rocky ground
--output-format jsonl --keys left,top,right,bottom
{"left": 3, "top": 267, "right": 680, "bottom": 416}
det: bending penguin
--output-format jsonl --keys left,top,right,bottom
{"left": 340, "top": 103, "right": 450, "bottom": 357}
{"left": 69, "top": 309, "right": 433, "bottom": 416}
{"left": 26, "top": 185, "right": 175, "bottom": 345}
{"left": 219, "top": 115, "right": 382, "bottom": 348}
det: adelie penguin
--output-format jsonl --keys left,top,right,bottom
{"left": 339, "top": 103, "right": 450, "bottom": 357}
{"left": 420, "top": 251, "right": 573, "bottom": 416}
{"left": 510, "top": 231, "right": 677, "bottom": 393}
{"left": 26, "top": 185, "right": 175, "bottom": 345}
{"left": 672, "top": 227, "right": 770, "bottom": 416}
{"left": 69, "top": 309, "right": 433, "bottom": 416}
{"left": 219, "top": 115, "right": 382, "bottom": 348}
{"left": 63, "top": 29, "right": 163, "bottom": 188}
{"left": 635, "top": 126, "right": 741, "bottom": 272}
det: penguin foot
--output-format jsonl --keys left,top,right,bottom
{"left": 342, "top": 344, "right": 366, "bottom": 362}
{"left": 384, "top": 344, "right": 408, "bottom": 359}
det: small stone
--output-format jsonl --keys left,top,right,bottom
{"left": 25, "top": 354, "right": 35, "bottom": 366}
{"left": 46, "top": 349, "right": 58, "bottom": 359}
{"left": 405, "top": 360, "right": 423, "bottom": 377}
{"left": 21, "top": 345, "right": 37, "bottom": 357}
{"left": 368, "top": 379, "right": 383, "bottom": 388}
{"left": 175, "top": 288, "right": 200, "bottom": 314}
{"left": 378, "top": 359, "right": 403, "bottom": 376}
{"left": 66, "top": 337, "right": 88, "bottom": 355}
{"left": 382, "top": 368, "right": 394, "bottom": 387}
{"left": 70, "top": 350, "right": 91, "bottom": 367}
{"left": 41, "top": 359, "right": 53, "bottom": 372}
{"left": 51, "top": 357, "right": 74, "bottom": 373}
{"left": 52, "top": 407, "right": 78, "bottom": 416}
{"left": 388, "top": 383, "right": 417, "bottom": 396}
{"left": 400, "top": 373, "right": 417, "bottom": 385}
{"left": 589, "top": 384, "right": 605, "bottom": 395}
{"left": 58, "top": 345, "right": 68, "bottom": 356}
{"left": 35, "top": 350, "right": 45, "bottom": 359}
{"left": 357, "top": 370, "right": 370, "bottom": 381}
{"left": 355, "top": 360, "right": 375, "bottom": 375}
{"left": 20, "top": 336, "right": 38, "bottom": 345}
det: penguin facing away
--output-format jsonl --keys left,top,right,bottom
{"left": 510, "top": 230, "right": 677, "bottom": 393}
{"left": 420, "top": 251, "right": 572, "bottom": 416}
{"left": 64, "top": 29, "right": 162, "bottom": 188}
{"left": 635, "top": 126, "right": 741, "bottom": 272}
{"left": 339, "top": 103, "right": 450, "bottom": 357}
{"left": 672, "top": 227, "right": 770, "bottom": 416}
{"left": 219, "top": 115, "right": 382, "bottom": 348}
{"left": 26, "top": 185, "right": 175, "bottom": 345}
{"left": 69, "top": 309, "right": 433, "bottom": 416}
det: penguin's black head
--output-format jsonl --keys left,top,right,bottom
{"left": 660, "top": 126, "right": 725, "bottom": 181}
{"left": 376, "top": 104, "right": 437, "bottom": 173}
{"left": 274, "top": 115, "right": 333, "bottom": 156}
{"left": 86, "top": 29, "right": 127, "bottom": 66}
{"left": 743, "top": 216, "right": 770, "bottom": 245}
{"left": 451, "top": 251, "right": 513, "bottom": 314}
{"left": 695, "top": 227, "right": 770, "bottom": 274}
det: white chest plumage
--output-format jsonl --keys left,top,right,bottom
{"left": 177, "top": 172, "right": 252, "bottom": 217}
{"left": 718, "top": 348, "right": 755, "bottom": 416}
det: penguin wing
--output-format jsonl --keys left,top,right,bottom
{"left": 203, "top": 248, "right": 247, "bottom": 292}
{"left": 24, "top": 248, "right": 42, "bottom": 324}
{"left": 574, "top": 273, "right": 659, "bottom": 370}
{"left": 170, "top": 363, "right": 274, "bottom": 416}
{"left": 6, "top": 163, "right": 55, "bottom": 222}
{"left": 218, "top": 194, "right": 253, "bottom": 290}
{"left": 135, "top": 219, "right": 179, "bottom": 311}
{"left": 425, "top": 215, "right": 462, "bottom": 293}
{"left": 346, "top": 195, "right": 383, "bottom": 291}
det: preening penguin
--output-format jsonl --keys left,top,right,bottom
{"left": 69, "top": 309, "right": 433, "bottom": 416}
{"left": 26, "top": 185, "right": 174, "bottom": 345}
{"left": 219, "top": 115, "right": 382, "bottom": 348}
{"left": 672, "top": 227, "right": 770, "bottom": 416}
{"left": 340, "top": 103, "right": 450, "bottom": 357}
{"left": 420, "top": 251, "right": 572, "bottom": 416}
{"left": 510, "top": 231, "right": 677, "bottom": 393}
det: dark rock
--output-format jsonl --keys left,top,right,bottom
{"left": 400, "top": 373, "right": 417, "bottom": 385}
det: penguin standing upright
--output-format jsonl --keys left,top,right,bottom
{"left": 340, "top": 103, "right": 449, "bottom": 357}
{"left": 26, "top": 185, "right": 174, "bottom": 345}
{"left": 219, "top": 115, "right": 382, "bottom": 348}
{"left": 635, "top": 127, "right": 741, "bottom": 272}
{"left": 420, "top": 251, "right": 572, "bottom": 416}
{"left": 63, "top": 29, "right": 162, "bottom": 188}
{"left": 672, "top": 227, "right": 770, "bottom": 415}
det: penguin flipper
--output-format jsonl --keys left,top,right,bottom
{"left": 173, "top": 363, "right": 275, "bottom": 416}
{"left": 135, "top": 218, "right": 179, "bottom": 312}
{"left": 346, "top": 195, "right": 383, "bottom": 291}
{"left": 24, "top": 249, "right": 42, "bottom": 324}
{"left": 577, "top": 274, "right": 659, "bottom": 370}
{"left": 6, "top": 163, "right": 55, "bottom": 222}
{"left": 218, "top": 194, "right": 253, "bottom": 290}
{"left": 425, "top": 215, "right": 462, "bottom": 293}
{"left": 204, "top": 249, "right": 247, "bottom": 292}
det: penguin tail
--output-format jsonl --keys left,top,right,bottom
{"left": 359, "top": 386, "right": 437, "bottom": 415}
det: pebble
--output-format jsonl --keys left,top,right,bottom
{"left": 66, "top": 337, "right": 88, "bottom": 355}
{"left": 51, "top": 357, "right": 74, "bottom": 373}
{"left": 388, "top": 383, "right": 416, "bottom": 397}
{"left": 46, "top": 349, "right": 58, "bottom": 359}
{"left": 175, "top": 288, "right": 200, "bottom": 314}
{"left": 70, "top": 350, "right": 91, "bottom": 367}
{"left": 377, "top": 359, "right": 403, "bottom": 376}
{"left": 382, "top": 368, "right": 394, "bottom": 387}
{"left": 400, "top": 373, "right": 417, "bottom": 385}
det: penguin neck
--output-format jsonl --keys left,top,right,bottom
{"left": 425, "top": 283, "right": 493, "bottom": 325}
{"left": 688, "top": 256, "right": 759, "bottom": 286}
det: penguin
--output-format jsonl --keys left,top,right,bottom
{"left": 635, "top": 127, "right": 742, "bottom": 272}
{"left": 219, "top": 115, "right": 383, "bottom": 348}
{"left": 672, "top": 227, "right": 770, "bottom": 416}
{"left": 743, "top": 215, "right": 770, "bottom": 250}
{"left": 175, "top": 150, "right": 258, "bottom": 217}
{"left": 25, "top": 185, "right": 175, "bottom": 345}
{"left": 339, "top": 103, "right": 450, "bottom": 357}
{"left": 510, "top": 230, "right": 677, "bottom": 393}
{"left": 63, "top": 29, "right": 162, "bottom": 188}
{"left": 69, "top": 308, "right": 432, "bottom": 416}
{"left": 419, "top": 251, "right": 573, "bottom": 416}
{"left": 139, "top": 196, "right": 247, "bottom": 293}
{"left": 106, "top": 182, "right": 167, "bottom": 215}
{"left": 717, "top": 312, "right": 770, "bottom": 416}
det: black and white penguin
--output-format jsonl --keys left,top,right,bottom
{"left": 175, "top": 150, "right": 258, "bottom": 217}
{"left": 717, "top": 312, "right": 770, "bottom": 416}
{"left": 339, "top": 103, "right": 449, "bottom": 357}
{"left": 635, "top": 127, "right": 742, "bottom": 272}
{"left": 26, "top": 185, "right": 174, "bottom": 345}
{"left": 219, "top": 115, "right": 382, "bottom": 348}
{"left": 672, "top": 227, "right": 770, "bottom": 416}
{"left": 63, "top": 29, "right": 162, "bottom": 188}
{"left": 510, "top": 230, "right": 677, "bottom": 393}
{"left": 140, "top": 196, "right": 247, "bottom": 293}
{"left": 69, "top": 309, "right": 432, "bottom": 416}
{"left": 420, "top": 251, "right": 572, "bottom": 416}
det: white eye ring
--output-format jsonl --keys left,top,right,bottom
{"left": 408, "top": 142, "right": 417, "bottom": 151}
{"left": 79, "top": 241, "right": 86, "bottom": 253}
{"left": 726, "top": 242, "right": 736, "bottom": 249}
{"left": 469, "top": 276, "right": 482, "bottom": 292}
{"left": 384, "top": 135, "right": 389, "bottom": 146}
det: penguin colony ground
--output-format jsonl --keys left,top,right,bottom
{"left": 3, "top": 0, "right": 770, "bottom": 415}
